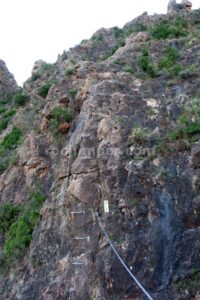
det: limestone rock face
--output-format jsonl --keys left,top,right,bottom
{"left": 189, "top": 143, "right": 200, "bottom": 168}
{"left": 167, "top": 0, "right": 192, "bottom": 13}
{"left": 126, "top": 32, "right": 150, "bottom": 44}
{"left": 0, "top": 59, "right": 18, "bottom": 98}
{"left": 31, "top": 60, "right": 47, "bottom": 75}
{"left": 1, "top": 5, "right": 200, "bottom": 300}
{"left": 182, "top": 0, "right": 192, "bottom": 12}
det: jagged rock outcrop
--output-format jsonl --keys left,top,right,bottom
{"left": 182, "top": 0, "right": 193, "bottom": 11}
{"left": 0, "top": 60, "right": 18, "bottom": 99}
{"left": 0, "top": 4, "right": 200, "bottom": 300}
{"left": 167, "top": 0, "right": 192, "bottom": 13}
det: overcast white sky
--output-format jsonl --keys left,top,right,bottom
{"left": 0, "top": 0, "right": 199, "bottom": 85}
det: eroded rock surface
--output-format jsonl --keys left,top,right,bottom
{"left": 0, "top": 60, "right": 18, "bottom": 98}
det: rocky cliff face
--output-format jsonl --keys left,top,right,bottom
{"left": 0, "top": 7, "right": 200, "bottom": 300}
{"left": 0, "top": 60, "right": 18, "bottom": 99}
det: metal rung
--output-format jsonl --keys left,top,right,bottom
{"left": 73, "top": 236, "right": 90, "bottom": 241}
{"left": 71, "top": 211, "right": 85, "bottom": 215}
{"left": 81, "top": 133, "right": 91, "bottom": 138}
{"left": 72, "top": 262, "right": 85, "bottom": 265}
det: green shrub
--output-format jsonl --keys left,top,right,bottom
{"left": 168, "top": 64, "right": 182, "bottom": 77}
{"left": 156, "top": 140, "right": 170, "bottom": 154}
{"left": 37, "top": 82, "right": 52, "bottom": 98}
{"left": 113, "top": 27, "right": 123, "bottom": 39}
{"left": 68, "top": 88, "right": 78, "bottom": 98}
{"left": 151, "top": 22, "right": 170, "bottom": 39}
{"left": 0, "top": 153, "right": 17, "bottom": 175}
{"left": 51, "top": 107, "right": 74, "bottom": 123}
{"left": 178, "top": 114, "right": 190, "bottom": 125}
{"left": 50, "top": 107, "right": 74, "bottom": 127}
{"left": 111, "top": 43, "right": 123, "bottom": 55}
{"left": 131, "top": 126, "right": 147, "bottom": 143}
{"left": 167, "top": 129, "right": 182, "bottom": 141}
{"left": 0, "top": 160, "right": 9, "bottom": 174}
{"left": 0, "top": 252, "right": 8, "bottom": 274}
{"left": 50, "top": 107, "right": 74, "bottom": 135}
{"left": 0, "top": 127, "right": 21, "bottom": 174}
{"left": 138, "top": 48, "right": 149, "bottom": 71}
{"left": 5, "top": 216, "right": 34, "bottom": 258}
{"left": 193, "top": 29, "right": 200, "bottom": 40}
{"left": 138, "top": 48, "right": 155, "bottom": 77}
{"left": 147, "top": 107, "right": 157, "bottom": 116}
{"left": 4, "top": 190, "right": 45, "bottom": 261}
{"left": 112, "top": 26, "right": 136, "bottom": 39}
{"left": 0, "top": 108, "right": 6, "bottom": 114}
{"left": 61, "top": 50, "right": 68, "bottom": 61}
{"left": 0, "top": 203, "right": 22, "bottom": 233}
{"left": 183, "top": 121, "right": 200, "bottom": 136}
{"left": 158, "top": 46, "right": 182, "bottom": 77}
{"left": 123, "top": 65, "right": 134, "bottom": 74}
{"left": 167, "top": 120, "right": 200, "bottom": 141}
{"left": 29, "top": 63, "right": 53, "bottom": 83}
{"left": 191, "top": 12, "right": 200, "bottom": 25}
{"left": 92, "top": 34, "right": 104, "bottom": 42}
{"left": 13, "top": 90, "right": 29, "bottom": 106}
{"left": 158, "top": 47, "right": 180, "bottom": 70}
{"left": 29, "top": 190, "right": 45, "bottom": 206}
{"left": 187, "top": 96, "right": 200, "bottom": 116}
{"left": 151, "top": 17, "right": 188, "bottom": 39}
{"left": 134, "top": 22, "right": 148, "bottom": 32}
{"left": 65, "top": 66, "right": 76, "bottom": 76}
{"left": 0, "top": 110, "right": 17, "bottom": 133}
{"left": 41, "top": 63, "right": 54, "bottom": 72}
{"left": 81, "top": 39, "right": 88, "bottom": 45}
{"left": 0, "top": 118, "right": 10, "bottom": 133}
{"left": 1, "top": 127, "right": 22, "bottom": 150}
{"left": 80, "top": 54, "right": 88, "bottom": 61}
{"left": 114, "top": 59, "right": 126, "bottom": 65}
{"left": 179, "top": 64, "right": 197, "bottom": 78}
{"left": 166, "top": 97, "right": 200, "bottom": 142}
{"left": 0, "top": 95, "right": 12, "bottom": 105}
{"left": 123, "top": 28, "right": 134, "bottom": 37}
{"left": 3, "top": 109, "right": 16, "bottom": 118}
